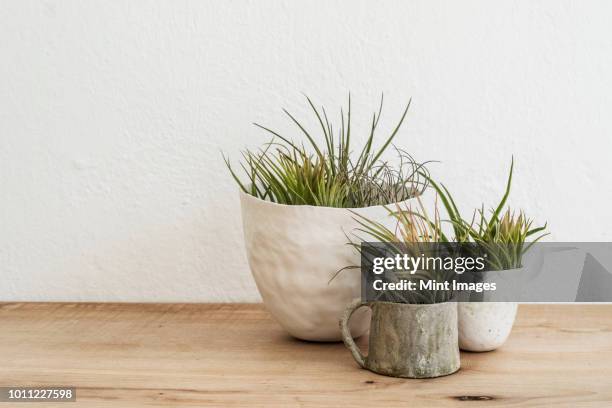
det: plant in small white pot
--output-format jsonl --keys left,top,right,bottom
{"left": 428, "top": 159, "right": 548, "bottom": 352}
{"left": 225, "top": 96, "right": 429, "bottom": 341}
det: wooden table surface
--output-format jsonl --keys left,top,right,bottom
{"left": 1, "top": 303, "right": 611, "bottom": 407}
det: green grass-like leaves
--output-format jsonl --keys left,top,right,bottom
{"left": 345, "top": 197, "right": 456, "bottom": 304}
{"left": 224, "top": 95, "right": 429, "bottom": 208}
{"left": 425, "top": 158, "right": 549, "bottom": 270}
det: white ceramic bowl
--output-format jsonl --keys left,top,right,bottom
{"left": 240, "top": 190, "right": 409, "bottom": 341}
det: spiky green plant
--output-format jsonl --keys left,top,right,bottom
{"left": 345, "top": 196, "right": 455, "bottom": 304}
{"left": 224, "top": 96, "right": 429, "bottom": 208}
{"left": 425, "top": 158, "right": 548, "bottom": 270}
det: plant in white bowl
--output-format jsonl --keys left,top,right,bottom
{"left": 428, "top": 159, "right": 548, "bottom": 351}
{"left": 225, "top": 96, "right": 430, "bottom": 341}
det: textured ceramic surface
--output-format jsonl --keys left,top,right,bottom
{"left": 458, "top": 302, "right": 518, "bottom": 352}
{"left": 341, "top": 300, "right": 460, "bottom": 378}
{"left": 240, "top": 190, "right": 408, "bottom": 341}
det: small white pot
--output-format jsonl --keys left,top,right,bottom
{"left": 458, "top": 302, "right": 518, "bottom": 352}
{"left": 458, "top": 267, "right": 524, "bottom": 351}
{"left": 240, "top": 190, "right": 408, "bottom": 341}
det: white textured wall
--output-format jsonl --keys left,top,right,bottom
{"left": 2, "top": 1, "right": 612, "bottom": 302}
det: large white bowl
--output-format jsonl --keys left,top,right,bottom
{"left": 240, "top": 190, "right": 408, "bottom": 341}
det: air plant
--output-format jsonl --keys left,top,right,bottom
{"left": 425, "top": 158, "right": 549, "bottom": 270}
{"left": 224, "top": 95, "right": 430, "bottom": 208}
{"left": 345, "top": 196, "right": 455, "bottom": 304}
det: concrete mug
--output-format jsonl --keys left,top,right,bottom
{"left": 340, "top": 300, "right": 460, "bottom": 378}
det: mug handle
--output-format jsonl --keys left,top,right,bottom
{"left": 340, "top": 299, "right": 371, "bottom": 368}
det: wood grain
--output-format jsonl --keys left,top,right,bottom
{"left": 0, "top": 303, "right": 611, "bottom": 407}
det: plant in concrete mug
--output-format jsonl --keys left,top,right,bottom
{"left": 345, "top": 196, "right": 455, "bottom": 304}
{"left": 340, "top": 197, "right": 460, "bottom": 378}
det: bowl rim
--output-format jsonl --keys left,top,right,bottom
{"left": 238, "top": 186, "right": 419, "bottom": 213}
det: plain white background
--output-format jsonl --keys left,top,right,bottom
{"left": 1, "top": 1, "right": 611, "bottom": 302}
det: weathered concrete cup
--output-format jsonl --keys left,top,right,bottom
{"left": 340, "top": 300, "right": 460, "bottom": 378}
